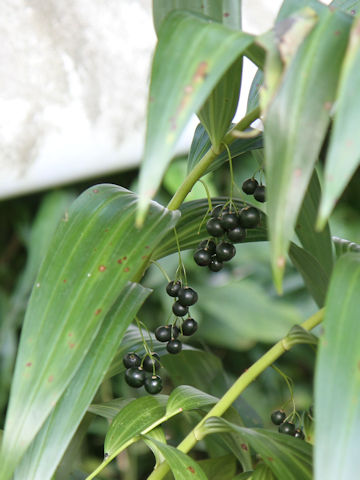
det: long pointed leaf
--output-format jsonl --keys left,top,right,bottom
{"left": 314, "top": 253, "right": 360, "bottom": 479}
{"left": 14, "top": 282, "right": 151, "bottom": 480}
{"left": 264, "top": 9, "right": 352, "bottom": 288}
{"left": 318, "top": 15, "right": 360, "bottom": 228}
{"left": 138, "top": 10, "right": 253, "bottom": 219}
{"left": 0, "top": 184, "right": 178, "bottom": 479}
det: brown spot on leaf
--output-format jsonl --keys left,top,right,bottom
{"left": 117, "top": 259, "right": 122, "bottom": 264}
{"left": 145, "top": 245, "right": 150, "bottom": 249}
{"left": 324, "top": 101, "right": 332, "bottom": 111}
{"left": 123, "top": 256, "right": 127, "bottom": 261}
{"left": 241, "top": 443, "right": 248, "bottom": 451}
{"left": 93, "top": 189, "right": 99, "bottom": 193}
{"left": 277, "top": 256, "right": 286, "bottom": 268}
{"left": 334, "top": 30, "right": 341, "bottom": 36}
{"left": 63, "top": 279, "right": 67, "bottom": 283}
{"left": 294, "top": 168, "right": 302, "bottom": 178}
{"left": 193, "top": 61, "right": 208, "bottom": 83}
{"left": 223, "top": 12, "right": 230, "bottom": 17}
{"left": 26, "top": 362, "right": 32, "bottom": 367}
{"left": 149, "top": 96, "right": 155, "bottom": 103}
{"left": 69, "top": 343, "right": 75, "bottom": 349}
{"left": 68, "top": 332, "right": 73, "bottom": 337}
{"left": 124, "top": 267, "right": 130, "bottom": 273}
{"left": 142, "top": 255, "right": 149, "bottom": 260}
{"left": 48, "top": 375, "right": 54, "bottom": 383}
{"left": 187, "top": 466, "right": 195, "bottom": 473}
{"left": 184, "top": 85, "right": 193, "bottom": 94}
{"left": 98, "top": 265, "right": 106, "bottom": 272}
{"left": 95, "top": 308, "right": 102, "bottom": 315}
{"left": 268, "top": 457, "right": 274, "bottom": 462}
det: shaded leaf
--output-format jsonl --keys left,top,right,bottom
{"left": 246, "top": 69, "right": 263, "bottom": 114}
{"left": 88, "top": 398, "right": 133, "bottom": 421}
{"left": 318, "top": 15, "right": 360, "bottom": 228}
{"left": 143, "top": 427, "right": 167, "bottom": 467}
{"left": 332, "top": 236, "right": 360, "bottom": 256}
{"left": 138, "top": 10, "right": 253, "bottom": 219}
{"left": 166, "top": 385, "right": 218, "bottom": 416}
{"left": 264, "top": 9, "right": 352, "bottom": 288}
{"left": 314, "top": 253, "right": 360, "bottom": 479}
{"left": 201, "top": 418, "right": 313, "bottom": 479}
{"left": 197, "top": 454, "right": 236, "bottom": 480}
{"left": 252, "top": 463, "right": 276, "bottom": 480}
{"left": 0, "top": 185, "right": 178, "bottom": 479}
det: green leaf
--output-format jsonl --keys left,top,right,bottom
{"left": 197, "top": 454, "right": 236, "bottom": 480}
{"left": 264, "top": 9, "right": 352, "bottom": 288}
{"left": 201, "top": 418, "right": 313, "bottom": 480}
{"left": 232, "top": 473, "right": 253, "bottom": 480}
{"left": 138, "top": 10, "right": 253, "bottom": 220}
{"left": 187, "top": 124, "right": 263, "bottom": 175}
{"left": 144, "top": 438, "right": 208, "bottom": 480}
{"left": 88, "top": 398, "right": 134, "bottom": 420}
{"left": 246, "top": 69, "right": 263, "bottom": 114}
{"left": 0, "top": 184, "right": 178, "bottom": 479}
{"left": 252, "top": 463, "right": 276, "bottom": 480}
{"left": 289, "top": 243, "right": 329, "bottom": 307}
{"left": 13, "top": 283, "right": 151, "bottom": 480}
{"left": 166, "top": 385, "right": 218, "bottom": 416}
{"left": 330, "top": 0, "right": 360, "bottom": 14}
{"left": 153, "top": 197, "right": 267, "bottom": 260}
{"left": 332, "top": 236, "right": 360, "bottom": 256}
{"left": 318, "top": 15, "right": 360, "bottom": 228}
{"left": 143, "top": 427, "right": 167, "bottom": 467}
{"left": 314, "top": 253, "right": 360, "bottom": 479}
{"left": 283, "top": 324, "right": 318, "bottom": 350}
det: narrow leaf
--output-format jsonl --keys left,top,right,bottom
{"left": 0, "top": 185, "right": 178, "bottom": 479}
{"left": 166, "top": 385, "right": 218, "bottom": 416}
{"left": 138, "top": 10, "right": 253, "bottom": 219}
{"left": 144, "top": 438, "right": 208, "bottom": 480}
{"left": 314, "top": 253, "right": 360, "bottom": 479}
{"left": 246, "top": 69, "right": 263, "bottom": 114}
{"left": 264, "top": 9, "right": 352, "bottom": 288}
{"left": 14, "top": 283, "right": 151, "bottom": 480}
{"left": 202, "top": 418, "right": 313, "bottom": 480}
{"left": 318, "top": 15, "right": 360, "bottom": 228}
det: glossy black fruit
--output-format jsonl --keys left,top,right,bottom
{"left": 227, "top": 226, "right": 246, "bottom": 243}
{"left": 125, "top": 367, "right": 145, "bottom": 388}
{"left": 143, "top": 352, "right": 161, "bottom": 372}
{"left": 182, "top": 318, "right": 198, "bottom": 336}
{"left": 211, "top": 204, "right": 224, "bottom": 218}
{"left": 279, "top": 422, "right": 296, "bottom": 436}
{"left": 155, "top": 325, "right": 171, "bottom": 342}
{"left": 220, "top": 213, "right": 239, "bottom": 231}
{"left": 178, "top": 287, "right": 198, "bottom": 306}
{"left": 172, "top": 301, "right": 188, "bottom": 317}
{"left": 206, "top": 218, "right": 225, "bottom": 237}
{"left": 208, "top": 256, "right": 224, "bottom": 272}
{"left": 239, "top": 207, "right": 260, "bottom": 228}
{"left": 166, "top": 280, "right": 182, "bottom": 297}
{"left": 170, "top": 325, "right": 180, "bottom": 339}
{"left": 254, "top": 185, "right": 266, "bottom": 203}
{"left": 123, "top": 352, "right": 141, "bottom": 369}
{"left": 167, "top": 339, "right": 182, "bottom": 354}
{"left": 144, "top": 375, "right": 163, "bottom": 394}
{"left": 199, "top": 239, "right": 216, "bottom": 255}
{"left": 242, "top": 178, "right": 258, "bottom": 195}
{"left": 194, "top": 249, "right": 211, "bottom": 266}
{"left": 271, "top": 410, "right": 286, "bottom": 425}
{"left": 216, "top": 242, "right": 236, "bottom": 262}
{"left": 294, "top": 428, "right": 305, "bottom": 440}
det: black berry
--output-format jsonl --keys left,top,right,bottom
{"left": 155, "top": 325, "right": 171, "bottom": 342}
{"left": 170, "top": 325, "right": 180, "bottom": 339}
{"left": 143, "top": 353, "right": 161, "bottom": 372}
{"left": 209, "top": 256, "right": 224, "bottom": 272}
{"left": 271, "top": 410, "right": 286, "bottom": 426}
{"left": 123, "top": 352, "right": 141, "bottom": 369}
{"left": 220, "top": 213, "right": 239, "bottom": 231}
{"left": 216, "top": 242, "right": 236, "bottom": 262}
{"left": 198, "top": 239, "right": 216, "bottom": 255}
{"left": 211, "top": 205, "right": 224, "bottom": 218}
{"left": 172, "top": 301, "right": 188, "bottom": 317}
{"left": 242, "top": 178, "right": 258, "bottom": 195}
{"left": 278, "top": 422, "right": 296, "bottom": 436}
{"left": 254, "top": 185, "right": 266, "bottom": 203}
{"left": 182, "top": 318, "right": 198, "bottom": 336}
{"left": 167, "top": 339, "right": 182, "bottom": 354}
{"left": 125, "top": 367, "right": 145, "bottom": 388}
{"left": 144, "top": 375, "right": 163, "bottom": 394}
{"left": 166, "top": 281, "right": 182, "bottom": 297}
{"left": 178, "top": 287, "right": 198, "bottom": 306}
{"left": 194, "top": 249, "right": 211, "bottom": 266}
{"left": 239, "top": 207, "right": 260, "bottom": 228}
{"left": 206, "top": 218, "right": 225, "bottom": 237}
{"left": 294, "top": 428, "right": 305, "bottom": 440}
{"left": 227, "top": 226, "right": 246, "bottom": 243}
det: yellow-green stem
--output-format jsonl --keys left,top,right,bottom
{"left": 147, "top": 308, "right": 324, "bottom": 480}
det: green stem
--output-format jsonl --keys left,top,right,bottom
{"left": 147, "top": 308, "right": 324, "bottom": 480}
{"left": 166, "top": 106, "right": 260, "bottom": 211}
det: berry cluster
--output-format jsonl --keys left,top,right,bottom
{"left": 271, "top": 410, "right": 305, "bottom": 439}
{"left": 242, "top": 177, "right": 266, "bottom": 203}
{"left": 194, "top": 204, "right": 261, "bottom": 272}
{"left": 123, "top": 352, "right": 162, "bottom": 394}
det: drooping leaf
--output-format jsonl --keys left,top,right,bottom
{"left": 153, "top": 197, "right": 267, "bottom": 260}
{"left": 142, "top": 426, "right": 167, "bottom": 467}
{"left": 144, "top": 438, "right": 208, "bottom": 480}
{"left": 201, "top": 418, "right": 313, "bottom": 479}
{"left": 187, "top": 124, "right": 263, "bottom": 175}
{"left": 330, "top": 0, "right": 360, "bottom": 14}
{"left": 318, "top": 15, "right": 360, "bottom": 228}
{"left": 138, "top": 10, "right": 253, "bottom": 220}
{"left": 14, "top": 283, "right": 151, "bottom": 480}
{"left": 166, "top": 385, "right": 218, "bottom": 416}
{"left": 264, "top": 9, "right": 352, "bottom": 288}
{"left": 197, "top": 454, "right": 237, "bottom": 480}
{"left": 314, "top": 253, "right": 360, "bottom": 479}
{"left": 0, "top": 184, "right": 178, "bottom": 479}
